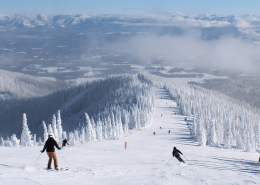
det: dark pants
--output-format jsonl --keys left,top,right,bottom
{"left": 176, "top": 155, "right": 185, "bottom": 163}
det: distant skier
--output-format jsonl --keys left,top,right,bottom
{"left": 160, "top": 127, "right": 162, "bottom": 129}
{"left": 161, "top": 114, "right": 163, "bottom": 117}
{"left": 41, "top": 135, "right": 61, "bottom": 170}
{"left": 175, "top": 113, "right": 176, "bottom": 115}
{"left": 168, "top": 130, "right": 170, "bottom": 134}
{"left": 153, "top": 132, "right": 156, "bottom": 135}
{"left": 62, "top": 138, "right": 69, "bottom": 147}
{"left": 172, "top": 147, "right": 185, "bottom": 163}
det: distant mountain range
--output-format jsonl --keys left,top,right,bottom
{"left": 1, "top": 13, "right": 260, "bottom": 42}
{"left": 0, "top": 13, "right": 258, "bottom": 29}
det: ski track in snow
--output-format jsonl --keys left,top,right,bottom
{"left": 1, "top": 87, "right": 260, "bottom": 184}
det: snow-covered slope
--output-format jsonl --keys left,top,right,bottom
{"left": 1, "top": 87, "right": 260, "bottom": 184}
{"left": 0, "top": 69, "right": 68, "bottom": 99}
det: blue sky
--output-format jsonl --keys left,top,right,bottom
{"left": 0, "top": 0, "right": 259, "bottom": 15}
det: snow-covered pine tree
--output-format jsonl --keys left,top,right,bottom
{"left": 96, "top": 118, "right": 103, "bottom": 142}
{"left": 74, "top": 130, "right": 79, "bottom": 145}
{"left": 80, "top": 127, "right": 86, "bottom": 144}
{"left": 33, "top": 134, "right": 36, "bottom": 146}
{"left": 56, "top": 110, "right": 63, "bottom": 143}
{"left": 224, "top": 118, "right": 232, "bottom": 149}
{"left": 236, "top": 130, "right": 245, "bottom": 150}
{"left": 39, "top": 137, "right": 42, "bottom": 146}
{"left": 52, "top": 114, "right": 58, "bottom": 142}
{"left": 48, "top": 124, "right": 54, "bottom": 136}
{"left": 62, "top": 131, "right": 67, "bottom": 140}
{"left": 11, "top": 134, "right": 19, "bottom": 147}
{"left": 208, "top": 119, "right": 217, "bottom": 147}
{"left": 69, "top": 132, "right": 75, "bottom": 146}
{"left": 117, "top": 115, "right": 124, "bottom": 139}
{"left": 43, "top": 121, "right": 48, "bottom": 142}
{"left": 102, "top": 121, "right": 107, "bottom": 140}
{"left": 197, "top": 115, "right": 206, "bottom": 147}
{"left": 21, "top": 113, "right": 32, "bottom": 147}
{"left": 111, "top": 113, "right": 117, "bottom": 140}
{"left": 91, "top": 118, "right": 96, "bottom": 142}
{"left": 85, "top": 113, "right": 92, "bottom": 143}
{"left": 106, "top": 116, "right": 112, "bottom": 140}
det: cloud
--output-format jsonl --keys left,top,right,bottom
{"left": 113, "top": 34, "right": 260, "bottom": 73}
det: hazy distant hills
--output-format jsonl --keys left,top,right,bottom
{"left": 0, "top": 69, "right": 68, "bottom": 100}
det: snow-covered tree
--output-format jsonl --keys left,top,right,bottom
{"left": 208, "top": 119, "right": 217, "bottom": 147}
{"left": 33, "top": 134, "right": 37, "bottom": 146}
{"left": 48, "top": 124, "right": 54, "bottom": 137}
{"left": 85, "top": 113, "right": 93, "bottom": 143}
{"left": 56, "top": 110, "right": 63, "bottom": 142}
{"left": 43, "top": 121, "right": 48, "bottom": 142}
{"left": 106, "top": 116, "right": 112, "bottom": 139}
{"left": 74, "top": 130, "right": 79, "bottom": 145}
{"left": 91, "top": 118, "right": 96, "bottom": 142}
{"left": 69, "top": 132, "right": 75, "bottom": 146}
{"left": 11, "top": 134, "right": 19, "bottom": 147}
{"left": 52, "top": 114, "right": 58, "bottom": 141}
{"left": 80, "top": 127, "right": 86, "bottom": 144}
{"left": 39, "top": 137, "right": 42, "bottom": 146}
{"left": 96, "top": 118, "right": 103, "bottom": 142}
{"left": 21, "top": 113, "right": 32, "bottom": 147}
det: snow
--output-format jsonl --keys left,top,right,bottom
{"left": 1, "top": 87, "right": 260, "bottom": 184}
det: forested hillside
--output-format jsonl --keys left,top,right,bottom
{"left": 0, "top": 69, "right": 68, "bottom": 99}
{"left": 190, "top": 77, "right": 260, "bottom": 109}
{"left": 0, "top": 74, "right": 154, "bottom": 139}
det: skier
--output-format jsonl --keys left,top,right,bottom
{"left": 168, "top": 130, "right": 170, "bottom": 134}
{"left": 62, "top": 138, "right": 69, "bottom": 147}
{"left": 41, "top": 135, "right": 61, "bottom": 170}
{"left": 153, "top": 132, "right": 156, "bottom": 135}
{"left": 172, "top": 147, "right": 185, "bottom": 163}
{"left": 160, "top": 127, "right": 162, "bottom": 129}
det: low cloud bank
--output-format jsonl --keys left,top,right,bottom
{"left": 114, "top": 34, "right": 260, "bottom": 73}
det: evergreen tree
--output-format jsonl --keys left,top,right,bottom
{"left": 21, "top": 113, "right": 32, "bottom": 147}
{"left": 52, "top": 114, "right": 58, "bottom": 142}
{"left": 48, "top": 124, "right": 54, "bottom": 136}
{"left": 96, "top": 118, "right": 103, "bottom": 142}
{"left": 43, "top": 121, "right": 48, "bottom": 142}
{"left": 69, "top": 132, "right": 75, "bottom": 146}
{"left": 106, "top": 116, "right": 112, "bottom": 139}
{"left": 102, "top": 122, "right": 107, "bottom": 140}
{"left": 80, "top": 126, "right": 86, "bottom": 144}
{"left": 208, "top": 119, "right": 217, "bottom": 147}
{"left": 56, "top": 110, "right": 63, "bottom": 143}
{"left": 91, "top": 118, "right": 96, "bottom": 142}
{"left": 74, "top": 130, "right": 79, "bottom": 145}
{"left": 33, "top": 134, "right": 37, "bottom": 146}
{"left": 11, "top": 134, "right": 19, "bottom": 147}
{"left": 85, "top": 113, "right": 92, "bottom": 142}
{"left": 39, "top": 137, "right": 42, "bottom": 146}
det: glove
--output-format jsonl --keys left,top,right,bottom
{"left": 40, "top": 150, "right": 44, "bottom": 153}
{"left": 58, "top": 147, "right": 61, "bottom": 150}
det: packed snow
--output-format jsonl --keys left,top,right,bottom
{"left": 1, "top": 87, "right": 260, "bottom": 184}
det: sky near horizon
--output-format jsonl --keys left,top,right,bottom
{"left": 0, "top": 0, "right": 259, "bottom": 15}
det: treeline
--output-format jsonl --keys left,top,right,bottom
{"left": 191, "top": 76, "right": 260, "bottom": 109}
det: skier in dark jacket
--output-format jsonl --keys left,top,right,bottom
{"left": 172, "top": 147, "right": 185, "bottom": 163}
{"left": 62, "top": 138, "right": 69, "bottom": 147}
{"left": 41, "top": 135, "right": 61, "bottom": 170}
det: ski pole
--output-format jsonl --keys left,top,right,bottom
{"left": 166, "top": 157, "right": 173, "bottom": 164}
{"left": 182, "top": 155, "right": 187, "bottom": 160}
{"left": 32, "top": 153, "right": 42, "bottom": 165}
{"left": 60, "top": 149, "right": 68, "bottom": 168}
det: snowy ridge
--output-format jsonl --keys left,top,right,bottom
{"left": 0, "top": 69, "right": 68, "bottom": 99}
